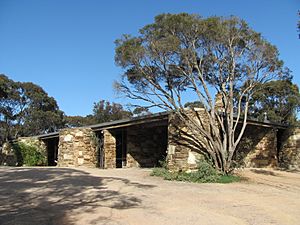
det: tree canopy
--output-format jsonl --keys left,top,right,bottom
{"left": 64, "top": 100, "right": 132, "bottom": 128}
{"left": 115, "top": 13, "right": 290, "bottom": 173}
{"left": 1, "top": 76, "right": 133, "bottom": 145}
{"left": 64, "top": 115, "right": 96, "bottom": 128}
{"left": 0, "top": 74, "right": 65, "bottom": 143}
{"left": 250, "top": 76, "right": 300, "bottom": 124}
{"left": 184, "top": 101, "right": 205, "bottom": 109}
{"left": 92, "top": 100, "right": 132, "bottom": 123}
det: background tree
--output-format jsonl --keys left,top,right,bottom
{"left": 0, "top": 75, "right": 21, "bottom": 143}
{"left": 92, "top": 100, "right": 132, "bottom": 123}
{"left": 18, "top": 82, "right": 65, "bottom": 136}
{"left": 249, "top": 75, "right": 300, "bottom": 124}
{"left": 132, "top": 106, "right": 151, "bottom": 117}
{"left": 0, "top": 74, "right": 65, "bottom": 143}
{"left": 115, "top": 13, "right": 286, "bottom": 173}
{"left": 184, "top": 101, "right": 205, "bottom": 109}
{"left": 64, "top": 115, "right": 96, "bottom": 128}
{"left": 64, "top": 100, "right": 132, "bottom": 127}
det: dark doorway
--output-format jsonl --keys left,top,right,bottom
{"left": 95, "top": 131, "right": 105, "bottom": 169}
{"left": 277, "top": 128, "right": 285, "bottom": 162}
{"left": 115, "top": 129, "right": 127, "bottom": 168}
{"left": 44, "top": 137, "right": 59, "bottom": 166}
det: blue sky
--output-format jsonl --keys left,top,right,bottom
{"left": 0, "top": 0, "right": 299, "bottom": 116}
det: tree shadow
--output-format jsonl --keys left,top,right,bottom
{"left": 233, "top": 125, "right": 276, "bottom": 168}
{"left": 250, "top": 169, "right": 279, "bottom": 176}
{"left": 0, "top": 167, "right": 155, "bottom": 225}
{"left": 277, "top": 167, "right": 300, "bottom": 173}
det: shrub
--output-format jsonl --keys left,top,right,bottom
{"left": 151, "top": 167, "right": 175, "bottom": 180}
{"left": 158, "top": 158, "right": 168, "bottom": 169}
{"left": 12, "top": 142, "right": 47, "bottom": 166}
{"left": 151, "top": 158, "right": 240, "bottom": 183}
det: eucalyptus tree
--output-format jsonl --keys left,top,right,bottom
{"left": 114, "top": 14, "right": 286, "bottom": 173}
{"left": 250, "top": 76, "right": 300, "bottom": 124}
{"left": 0, "top": 74, "right": 65, "bottom": 142}
{"left": 92, "top": 100, "right": 132, "bottom": 123}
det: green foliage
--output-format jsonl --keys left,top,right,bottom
{"left": 158, "top": 157, "right": 168, "bottom": 169}
{"left": 115, "top": 14, "right": 283, "bottom": 95}
{"left": 12, "top": 142, "right": 47, "bottom": 166}
{"left": 195, "top": 158, "right": 220, "bottom": 181}
{"left": 64, "top": 115, "right": 97, "bottom": 127}
{"left": 151, "top": 167, "right": 174, "bottom": 179}
{"left": 64, "top": 99, "right": 132, "bottom": 128}
{"left": 250, "top": 78, "right": 300, "bottom": 124}
{"left": 218, "top": 175, "right": 240, "bottom": 183}
{"left": 115, "top": 13, "right": 287, "bottom": 173}
{"left": 184, "top": 101, "right": 204, "bottom": 109}
{"left": 132, "top": 107, "right": 151, "bottom": 116}
{"left": 151, "top": 159, "right": 240, "bottom": 183}
{"left": 93, "top": 100, "right": 132, "bottom": 123}
{"left": 0, "top": 74, "right": 65, "bottom": 142}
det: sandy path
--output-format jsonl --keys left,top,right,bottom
{"left": 0, "top": 167, "right": 299, "bottom": 225}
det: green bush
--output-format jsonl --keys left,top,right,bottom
{"left": 151, "top": 158, "right": 240, "bottom": 183}
{"left": 151, "top": 167, "right": 175, "bottom": 180}
{"left": 12, "top": 142, "right": 47, "bottom": 166}
{"left": 158, "top": 158, "right": 168, "bottom": 169}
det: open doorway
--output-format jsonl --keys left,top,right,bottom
{"left": 94, "top": 131, "right": 105, "bottom": 168}
{"left": 115, "top": 129, "right": 127, "bottom": 168}
{"left": 43, "top": 137, "right": 59, "bottom": 166}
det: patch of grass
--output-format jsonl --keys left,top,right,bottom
{"left": 150, "top": 167, "right": 172, "bottom": 180}
{"left": 151, "top": 168, "right": 240, "bottom": 183}
{"left": 217, "top": 174, "right": 240, "bottom": 183}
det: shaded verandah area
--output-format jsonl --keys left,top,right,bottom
{"left": 93, "top": 116, "right": 168, "bottom": 169}
{"left": 41, "top": 113, "right": 169, "bottom": 169}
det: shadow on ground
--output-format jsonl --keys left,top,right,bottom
{"left": 0, "top": 167, "right": 155, "bottom": 225}
{"left": 250, "top": 169, "right": 279, "bottom": 176}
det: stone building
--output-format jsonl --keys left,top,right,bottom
{"left": 39, "top": 112, "right": 169, "bottom": 169}
{"left": 1, "top": 111, "right": 299, "bottom": 170}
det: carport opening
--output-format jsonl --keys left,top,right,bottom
{"left": 125, "top": 122, "right": 168, "bottom": 168}
{"left": 95, "top": 118, "right": 168, "bottom": 169}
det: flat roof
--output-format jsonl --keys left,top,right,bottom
{"left": 38, "top": 111, "right": 169, "bottom": 140}
{"left": 37, "top": 110, "right": 288, "bottom": 140}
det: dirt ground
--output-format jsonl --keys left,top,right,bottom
{"left": 0, "top": 167, "right": 299, "bottom": 225}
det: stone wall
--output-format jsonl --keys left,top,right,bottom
{"left": 167, "top": 110, "right": 209, "bottom": 171}
{"left": 58, "top": 128, "right": 97, "bottom": 167}
{"left": 278, "top": 127, "right": 300, "bottom": 170}
{"left": 126, "top": 124, "right": 167, "bottom": 168}
{"left": 167, "top": 111, "right": 279, "bottom": 171}
{"left": 0, "top": 142, "right": 17, "bottom": 166}
{"left": 235, "top": 126, "right": 278, "bottom": 168}
{"left": 103, "top": 130, "right": 116, "bottom": 169}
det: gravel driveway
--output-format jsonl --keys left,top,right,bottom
{"left": 0, "top": 167, "right": 299, "bottom": 225}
